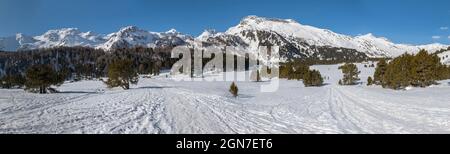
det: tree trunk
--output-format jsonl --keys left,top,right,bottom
{"left": 41, "top": 86, "right": 47, "bottom": 94}
{"left": 122, "top": 82, "right": 130, "bottom": 90}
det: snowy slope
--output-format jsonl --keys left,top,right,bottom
{"left": 1, "top": 64, "right": 450, "bottom": 134}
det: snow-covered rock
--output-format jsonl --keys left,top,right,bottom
{"left": 438, "top": 50, "right": 450, "bottom": 65}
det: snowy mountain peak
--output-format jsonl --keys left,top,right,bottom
{"left": 43, "top": 28, "right": 80, "bottom": 36}
{"left": 80, "top": 31, "right": 94, "bottom": 36}
{"left": 15, "top": 33, "right": 25, "bottom": 40}
{"left": 197, "top": 29, "right": 223, "bottom": 40}
{"left": 202, "top": 29, "right": 218, "bottom": 35}
{"left": 239, "top": 15, "right": 297, "bottom": 25}
{"left": 0, "top": 25, "right": 193, "bottom": 51}
{"left": 113, "top": 26, "right": 149, "bottom": 37}
{"left": 96, "top": 26, "right": 191, "bottom": 50}
{"left": 166, "top": 28, "right": 178, "bottom": 34}
{"left": 225, "top": 16, "right": 449, "bottom": 57}
{"left": 118, "top": 26, "right": 140, "bottom": 33}
{"left": 357, "top": 33, "right": 376, "bottom": 39}
{"left": 356, "top": 33, "right": 394, "bottom": 46}
{"left": 15, "top": 33, "right": 35, "bottom": 45}
{"left": 80, "top": 31, "right": 98, "bottom": 38}
{"left": 356, "top": 33, "right": 390, "bottom": 42}
{"left": 37, "top": 28, "right": 83, "bottom": 41}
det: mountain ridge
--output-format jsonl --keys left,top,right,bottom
{"left": 0, "top": 15, "right": 448, "bottom": 60}
{"left": 223, "top": 16, "right": 449, "bottom": 57}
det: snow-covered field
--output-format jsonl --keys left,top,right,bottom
{"left": 1, "top": 64, "right": 450, "bottom": 134}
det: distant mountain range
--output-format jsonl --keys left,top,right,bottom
{"left": 0, "top": 26, "right": 192, "bottom": 51}
{"left": 1, "top": 15, "right": 449, "bottom": 60}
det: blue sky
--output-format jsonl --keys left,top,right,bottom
{"left": 0, "top": 0, "right": 449, "bottom": 45}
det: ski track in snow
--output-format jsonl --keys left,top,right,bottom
{"left": 1, "top": 64, "right": 450, "bottom": 134}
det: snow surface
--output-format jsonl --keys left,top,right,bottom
{"left": 1, "top": 63, "right": 450, "bottom": 134}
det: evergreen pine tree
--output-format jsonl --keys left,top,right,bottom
{"left": 0, "top": 74, "right": 25, "bottom": 89}
{"left": 411, "top": 50, "right": 437, "bottom": 87}
{"left": 24, "top": 64, "right": 61, "bottom": 94}
{"left": 106, "top": 59, "right": 139, "bottom": 90}
{"left": 292, "top": 62, "right": 309, "bottom": 80}
{"left": 303, "top": 70, "right": 324, "bottom": 87}
{"left": 279, "top": 63, "right": 293, "bottom": 79}
{"left": 279, "top": 61, "right": 309, "bottom": 80}
{"left": 367, "top": 76, "right": 373, "bottom": 86}
{"left": 338, "top": 63, "right": 360, "bottom": 85}
{"left": 377, "top": 50, "right": 447, "bottom": 89}
{"left": 382, "top": 53, "right": 414, "bottom": 89}
{"left": 138, "top": 63, "right": 146, "bottom": 74}
{"left": 374, "top": 59, "right": 387, "bottom": 84}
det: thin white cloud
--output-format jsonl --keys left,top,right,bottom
{"left": 432, "top": 36, "right": 441, "bottom": 39}
{"left": 448, "top": 36, "right": 450, "bottom": 39}
{"left": 440, "top": 27, "right": 449, "bottom": 30}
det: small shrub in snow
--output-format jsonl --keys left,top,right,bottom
{"left": 367, "top": 76, "right": 373, "bottom": 86}
{"left": 229, "top": 82, "right": 238, "bottom": 97}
